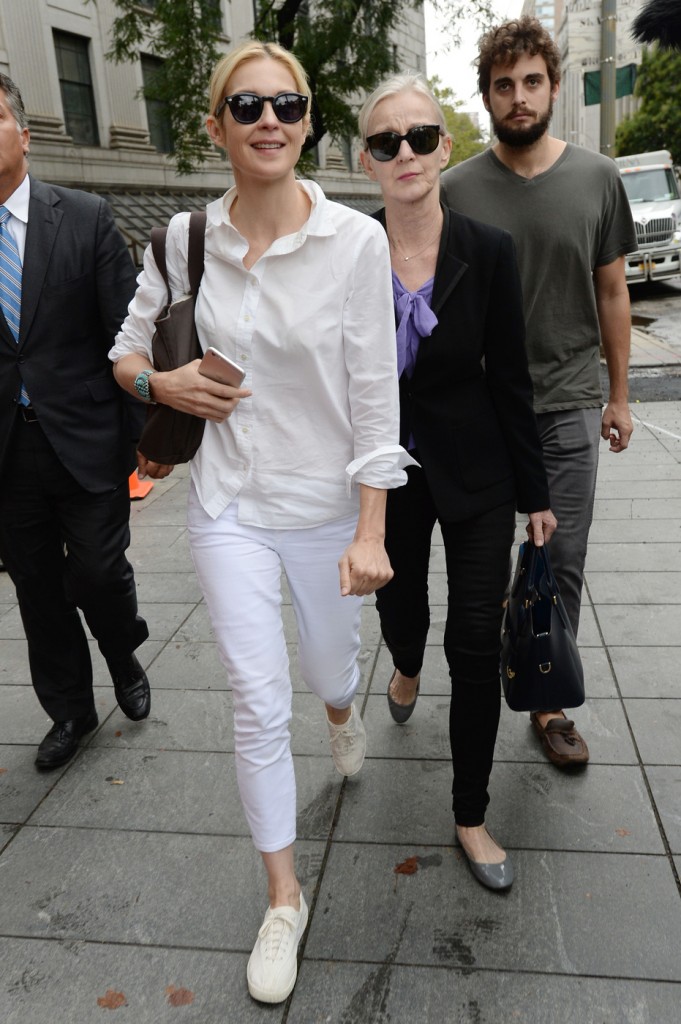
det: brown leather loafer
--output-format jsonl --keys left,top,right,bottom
{"left": 530, "top": 712, "right": 589, "bottom": 767}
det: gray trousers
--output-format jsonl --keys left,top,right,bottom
{"left": 536, "top": 407, "right": 602, "bottom": 638}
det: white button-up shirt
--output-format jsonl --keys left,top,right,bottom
{"left": 110, "top": 180, "right": 414, "bottom": 525}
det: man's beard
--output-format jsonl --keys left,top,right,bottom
{"left": 492, "top": 100, "right": 553, "bottom": 148}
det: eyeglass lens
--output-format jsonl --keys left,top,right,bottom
{"left": 367, "top": 124, "right": 441, "bottom": 161}
{"left": 218, "top": 92, "right": 308, "bottom": 124}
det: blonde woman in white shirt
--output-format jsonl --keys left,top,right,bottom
{"left": 110, "top": 41, "right": 412, "bottom": 1006}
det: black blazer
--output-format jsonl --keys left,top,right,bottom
{"left": 0, "top": 177, "right": 142, "bottom": 492}
{"left": 375, "top": 204, "right": 549, "bottom": 521}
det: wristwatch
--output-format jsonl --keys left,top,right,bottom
{"left": 133, "top": 368, "right": 156, "bottom": 403}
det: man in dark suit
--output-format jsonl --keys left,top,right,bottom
{"left": 0, "top": 73, "right": 151, "bottom": 770}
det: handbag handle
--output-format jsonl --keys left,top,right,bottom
{"left": 524, "top": 541, "right": 570, "bottom": 630}
{"left": 150, "top": 211, "right": 207, "bottom": 307}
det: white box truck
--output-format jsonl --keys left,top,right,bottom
{"left": 614, "top": 149, "right": 681, "bottom": 285}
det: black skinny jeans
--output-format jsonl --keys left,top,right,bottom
{"left": 376, "top": 466, "right": 516, "bottom": 826}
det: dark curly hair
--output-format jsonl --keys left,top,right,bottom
{"left": 633, "top": 0, "right": 681, "bottom": 49}
{"left": 477, "top": 16, "right": 561, "bottom": 96}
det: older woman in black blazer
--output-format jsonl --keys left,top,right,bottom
{"left": 359, "top": 74, "right": 556, "bottom": 891}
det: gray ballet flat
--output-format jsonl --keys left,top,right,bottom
{"left": 464, "top": 853, "right": 514, "bottom": 891}
{"left": 387, "top": 670, "right": 420, "bottom": 725}
{"left": 457, "top": 829, "right": 514, "bottom": 891}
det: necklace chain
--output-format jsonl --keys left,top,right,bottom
{"left": 388, "top": 224, "right": 441, "bottom": 262}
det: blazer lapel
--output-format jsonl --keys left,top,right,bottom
{"left": 431, "top": 205, "right": 468, "bottom": 316}
{"left": 18, "top": 178, "right": 62, "bottom": 347}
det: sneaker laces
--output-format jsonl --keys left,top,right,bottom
{"left": 329, "top": 712, "right": 357, "bottom": 754}
{"left": 257, "top": 908, "right": 297, "bottom": 963}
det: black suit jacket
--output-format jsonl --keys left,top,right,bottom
{"left": 0, "top": 177, "right": 142, "bottom": 492}
{"left": 375, "top": 205, "right": 549, "bottom": 521}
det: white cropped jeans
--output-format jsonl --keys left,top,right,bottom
{"left": 187, "top": 487, "right": 362, "bottom": 853}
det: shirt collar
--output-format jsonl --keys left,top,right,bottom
{"left": 206, "top": 179, "right": 336, "bottom": 240}
{"left": 2, "top": 173, "right": 30, "bottom": 224}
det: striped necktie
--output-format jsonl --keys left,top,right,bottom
{"left": 0, "top": 205, "right": 29, "bottom": 404}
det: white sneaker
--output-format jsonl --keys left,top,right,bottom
{"left": 247, "top": 894, "right": 309, "bottom": 1004}
{"left": 327, "top": 703, "right": 366, "bottom": 777}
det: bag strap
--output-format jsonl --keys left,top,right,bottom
{"left": 150, "top": 210, "right": 207, "bottom": 307}
{"left": 187, "top": 211, "right": 207, "bottom": 298}
{"left": 150, "top": 225, "right": 171, "bottom": 306}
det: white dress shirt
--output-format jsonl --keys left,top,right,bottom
{"left": 110, "top": 180, "right": 415, "bottom": 525}
{"left": 1, "top": 173, "right": 30, "bottom": 259}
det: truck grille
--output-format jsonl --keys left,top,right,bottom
{"left": 636, "top": 218, "right": 674, "bottom": 246}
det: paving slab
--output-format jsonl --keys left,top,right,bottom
{"left": 289, "top": 962, "right": 681, "bottom": 1024}
{"left": 0, "top": 746, "right": 72, "bottom": 825}
{"left": 306, "top": 844, "right": 681, "bottom": 980}
{"left": 0, "top": 639, "right": 32, "bottom": 686}
{"left": 496, "top": 699, "right": 638, "bottom": 766}
{"left": 646, "top": 766, "right": 681, "bottom": 855}
{"left": 333, "top": 759, "right": 662, "bottom": 854}
{"left": 596, "top": 604, "right": 681, "bottom": 646}
{"left": 0, "top": 827, "right": 325, "bottom": 952}
{"left": 623, "top": 698, "right": 681, "bottom": 765}
{"left": 595, "top": 478, "right": 681, "bottom": 498}
{"left": 0, "top": 685, "right": 117, "bottom": 747}
{"left": 30, "top": 746, "right": 343, "bottom": 843}
{"left": 586, "top": 541, "right": 681, "bottom": 571}
{"left": 609, "top": 645, "right": 681, "bottom": 698}
{"left": 0, "top": 938, "right": 277, "bottom": 1024}
{"left": 91, "top": 688, "right": 235, "bottom": 752}
{"left": 0, "top": 823, "right": 18, "bottom": 854}
{"left": 133, "top": 570, "right": 204, "bottom": 605}
{"left": 146, "top": 640, "right": 228, "bottom": 690}
{"left": 2, "top": 399, "right": 681, "bottom": 1022}
{"left": 586, "top": 570, "right": 681, "bottom": 604}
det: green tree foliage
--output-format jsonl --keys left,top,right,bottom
{"left": 100, "top": 0, "right": 221, "bottom": 175}
{"left": 616, "top": 46, "right": 681, "bottom": 163}
{"left": 431, "top": 77, "right": 485, "bottom": 167}
{"left": 100, "top": 0, "right": 495, "bottom": 175}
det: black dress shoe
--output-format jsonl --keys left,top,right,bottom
{"left": 387, "top": 669, "right": 420, "bottom": 725}
{"left": 107, "top": 653, "right": 151, "bottom": 721}
{"left": 35, "top": 711, "right": 99, "bottom": 771}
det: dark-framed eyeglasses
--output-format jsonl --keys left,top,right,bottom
{"left": 214, "top": 91, "right": 309, "bottom": 124}
{"left": 366, "top": 124, "right": 443, "bottom": 162}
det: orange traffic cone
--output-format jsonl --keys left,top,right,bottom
{"left": 129, "top": 470, "right": 154, "bottom": 500}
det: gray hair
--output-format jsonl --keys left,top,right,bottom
{"left": 0, "top": 73, "right": 28, "bottom": 130}
{"left": 357, "top": 72, "right": 447, "bottom": 147}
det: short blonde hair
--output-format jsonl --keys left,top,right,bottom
{"left": 209, "top": 40, "right": 312, "bottom": 129}
{"left": 358, "top": 73, "right": 447, "bottom": 147}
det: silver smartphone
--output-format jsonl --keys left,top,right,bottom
{"left": 198, "top": 347, "right": 246, "bottom": 387}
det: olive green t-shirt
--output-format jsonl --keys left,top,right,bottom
{"left": 441, "top": 144, "right": 637, "bottom": 413}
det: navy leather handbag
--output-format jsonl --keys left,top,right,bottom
{"left": 501, "top": 541, "right": 585, "bottom": 712}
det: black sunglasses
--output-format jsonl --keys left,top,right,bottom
{"left": 215, "top": 91, "right": 309, "bottom": 124}
{"left": 366, "top": 124, "right": 443, "bottom": 162}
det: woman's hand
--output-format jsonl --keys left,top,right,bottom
{"left": 338, "top": 538, "right": 394, "bottom": 597}
{"left": 527, "top": 509, "right": 558, "bottom": 546}
{"left": 151, "top": 359, "right": 251, "bottom": 422}
{"left": 137, "top": 453, "right": 175, "bottom": 480}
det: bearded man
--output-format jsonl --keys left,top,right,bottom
{"left": 442, "top": 17, "right": 636, "bottom": 769}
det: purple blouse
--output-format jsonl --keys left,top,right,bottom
{"left": 392, "top": 271, "right": 438, "bottom": 452}
{"left": 392, "top": 270, "right": 438, "bottom": 380}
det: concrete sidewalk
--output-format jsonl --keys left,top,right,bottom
{"left": 1, "top": 402, "right": 680, "bottom": 1023}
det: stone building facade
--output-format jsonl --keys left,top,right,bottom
{"left": 0, "top": 0, "right": 426, "bottom": 260}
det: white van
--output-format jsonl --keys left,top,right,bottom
{"left": 614, "top": 149, "right": 681, "bottom": 285}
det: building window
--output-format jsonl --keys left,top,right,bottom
{"left": 53, "top": 30, "right": 99, "bottom": 146}
{"left": 141, "top": 55, "right": 174, "bottom": 154}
